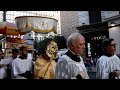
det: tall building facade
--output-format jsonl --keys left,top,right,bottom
{"left": 101, "top": 11, "right": 120, "bottom": 55}
{"left": 60, "top": 11, "right": 80, "bottom": 39}
{"left": 78, "top": 11, "right": 120, "bottom": 55}
{"left": 1, "top": 11, "right": 120, "bottom": 54}
{"left": 60, "top": 11, "right": 120, "bottom": 56}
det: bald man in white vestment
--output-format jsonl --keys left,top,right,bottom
{"left": 55, "top": 33, "right": 89, "bottom": 79}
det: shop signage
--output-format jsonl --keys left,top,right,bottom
{"left": 91, "top": 35, "right": 106, "bottom": 40}
{"left": 77, "top": 22, "right": 108, "bottom": 35}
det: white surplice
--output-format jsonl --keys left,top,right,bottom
{"left": 11, "top": 58, "right": 33, "bottom": 79}
{"left": 0, "top": 59, "right": 7, "bottom": 79}
{"left": 55, "top": 55, "right": 89, "bottom": 79}
{"left": 96, "top": 54, "right": 120, "bottom": 79}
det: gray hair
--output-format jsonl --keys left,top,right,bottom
{"left": 67, "top": 33, "right": 83, "bottom": 49}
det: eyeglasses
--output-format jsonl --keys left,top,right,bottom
{"left": 108, "top": 43, "right": 117, "bottom": 47}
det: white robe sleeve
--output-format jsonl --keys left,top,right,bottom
{"left": 67, "top": 63, "right": 80, "bottom": 79}
{"left": 96, "top": 59, "right": 109, "bottom": 79}
{"left": 0, "top": 67, "right": 7, "bottom": 79}
{"left": 55, "top": 58, "right": 69, "bottom": 79}
{"left": 12, "top": 58, "right": 26, "bottom": 76}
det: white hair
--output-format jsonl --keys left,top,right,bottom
{"left": 67, "top": 32, "right": 83, "bottom": 49}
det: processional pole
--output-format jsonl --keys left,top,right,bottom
{"left": 3, "top": 11, "right": 7, "bottom": 58}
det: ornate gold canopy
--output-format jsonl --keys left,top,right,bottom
{"left": 15, "top": 16, "right": 58, "bottom": 34}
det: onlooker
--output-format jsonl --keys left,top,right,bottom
{"left": 96, "top": 38, "right": 120, "bottom": 79}
{"left": 55, "top": 33, "right": 89, "bottom": 79}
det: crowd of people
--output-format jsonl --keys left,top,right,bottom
{"left": 0, "top": 32, "right": 120, "bottom": 79}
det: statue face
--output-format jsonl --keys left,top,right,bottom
{"left": 46, "top": 41, "right": 58, "bottom": 59}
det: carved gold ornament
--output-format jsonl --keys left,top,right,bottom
{"left": 46, "top": 41, "right": 58, "bottom": 59}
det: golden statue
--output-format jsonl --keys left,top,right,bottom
{"left": 34, "top": 40, "right": 58, "bottom": 79}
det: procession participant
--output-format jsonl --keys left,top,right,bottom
{"left": 0, "top": 49, "right": 7, "bottom": 79}
{"left": 11, "top": 46, "right": 33, "bottom": 79}
{"left": 96, "top": 38, "right": 120, "bottom": 79}
{"left": 55, "top": 33, "right": 89, "bottom": 79}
